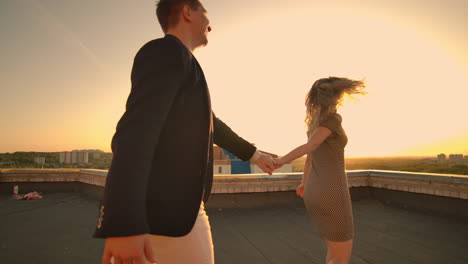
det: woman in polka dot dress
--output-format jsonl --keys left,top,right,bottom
{"left": 274, "top": 77, "right": 366, "bottom": 264}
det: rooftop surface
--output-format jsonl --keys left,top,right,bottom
{"left": 1, "top": 191, "right": 467, "bottom": 264}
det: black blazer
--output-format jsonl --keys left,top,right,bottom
{"left": 93, "top": 35, "right": 256, "bottom": 238}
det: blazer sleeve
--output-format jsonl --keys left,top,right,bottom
{"left": 213, "top": 113, "right": 257, "bottom": 162}
{"left": 93, "top": 42, "right": 186, "bottom": 238}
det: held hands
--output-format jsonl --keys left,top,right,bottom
{"left": 253, "top": 152, "right": 276, "bottom": 175}
{"left": 252, "top": 152, "right": 288, "bottom": 175}
{"left": 272, "top": 158, "right": 284, "bottom": 170}
{"left": 102, "top": 234, "right": 156, "bottom": 264}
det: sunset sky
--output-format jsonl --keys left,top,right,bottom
{"left": 1, "top": 0, "right": 467, "bottom": 157}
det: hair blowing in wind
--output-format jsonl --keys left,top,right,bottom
{"left": 305, "top": 77, "right": 366, "bottom": 134}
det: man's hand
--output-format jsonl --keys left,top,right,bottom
{"left": 253, "top": 152, "right": 275, "bottom": 175}
{"left": 102, "top": 234, "right": 156, "bottom": 264}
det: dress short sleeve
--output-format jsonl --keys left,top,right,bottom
{"left": 320, "top": 114, "right": 342, "bottom": 135}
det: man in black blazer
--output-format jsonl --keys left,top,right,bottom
{"left": 94, "top": 1, "right": 275, "bottom": 263}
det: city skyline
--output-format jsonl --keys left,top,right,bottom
{"left": 2, "top": 149, "right": 467, "bottom": 159}
{"left": 1, "top": 0, "right": 467, "bottom": 157}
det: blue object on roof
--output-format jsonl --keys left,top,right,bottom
{"left": 231, "top": 160, "right": 251, "bottom": 174}
{"left": 222, "top": 149, "right": 251, "bottom": 174}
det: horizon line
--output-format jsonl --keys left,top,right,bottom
{"left": 1, "top": 150, "right": 467, "bottom": 159}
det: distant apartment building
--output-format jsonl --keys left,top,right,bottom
{"left": 60, "top": 152, "right": 70, "bottom": 164}
{"left": 33, "top": 157, "right": 46, "bottom": 165}
{"left": 437, "top": 154, "right": 447, "bottom": 163}
{"left": 213, "top": 147, "right": 232, "bottom": 175}
{"left": 60, "top": 150, "right": 89, "bottom": 164}
{"left": 84, "top": 149, "right": 105, "bottom": 160}
{"left": 449, "top": 154, "right": 464, "bottom": 164}
{"left": 92, "top": 152, "right": 101, "bottom": 159}
{"left": 213, "top": 146, "right": 293, "bottom": 174}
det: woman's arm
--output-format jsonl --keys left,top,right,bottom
{"left": 296, "top": 153, "right": 312, "bottom": 197}
{"left": 302, "top": 153, "right": 312, "bottom": 184}
{"left": 278, "top": 127, "right": 332, "bottom": 165}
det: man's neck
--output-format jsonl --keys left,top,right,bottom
{"left": 166, "top": 29, "right": 196, "bottom": 53}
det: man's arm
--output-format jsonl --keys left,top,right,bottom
{"left": 94, "top": 41, "right": 186, "bottom": 238}
{"left": 213, "top": 113, "right": 275, "bottom": 174}
{"left": 212, "top": 114, "right": 256, "bottom": 161}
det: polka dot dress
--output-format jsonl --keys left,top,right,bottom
{"left": 303, "top": 114, "right": 354, "bottom": 242}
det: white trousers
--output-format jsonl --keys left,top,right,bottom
{"left": 146, "top": 203, "right": 214, "bottom": 264}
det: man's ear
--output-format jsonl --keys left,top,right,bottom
{"left": 181, "top": 5, "right": 193, "bottom": 23}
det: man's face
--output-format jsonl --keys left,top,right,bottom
{"left": 191, "top": 3, "right": 211, "bottom": 49}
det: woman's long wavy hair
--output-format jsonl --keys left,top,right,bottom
{"left": 305, "top": 77, "right": 366, "bottom": 135}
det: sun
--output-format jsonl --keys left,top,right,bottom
{"left": 199, "top": 7, "right": 468, "bottom": 157}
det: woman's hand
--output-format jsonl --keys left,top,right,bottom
{"left": 296, "top": 182, "right": 305, "bottom": 198}
{"left": 272, "top": 158, "right": 284, "bottom": 169}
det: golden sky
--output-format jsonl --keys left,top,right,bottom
{"left": 0, "top": 0, "right": 467, "bottom": 157}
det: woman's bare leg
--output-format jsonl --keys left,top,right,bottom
{"left": 324, "top": 238, "right": 353, "bottom": 264}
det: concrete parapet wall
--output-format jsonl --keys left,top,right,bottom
{"left": 364, "top": 170, "right": 468, "bottom": 199}
{"left": 1, "top": 169, "right": 467, "bottom": 200}
{"left": 0, "top": 169, "right": 81, "bottom": 183}
{"left": 212, "top": 174, "right": 301, "bottom": 194}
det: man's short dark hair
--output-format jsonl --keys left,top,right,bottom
{"left": 156, "top": 0, "right": 201, "bottom": 33}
